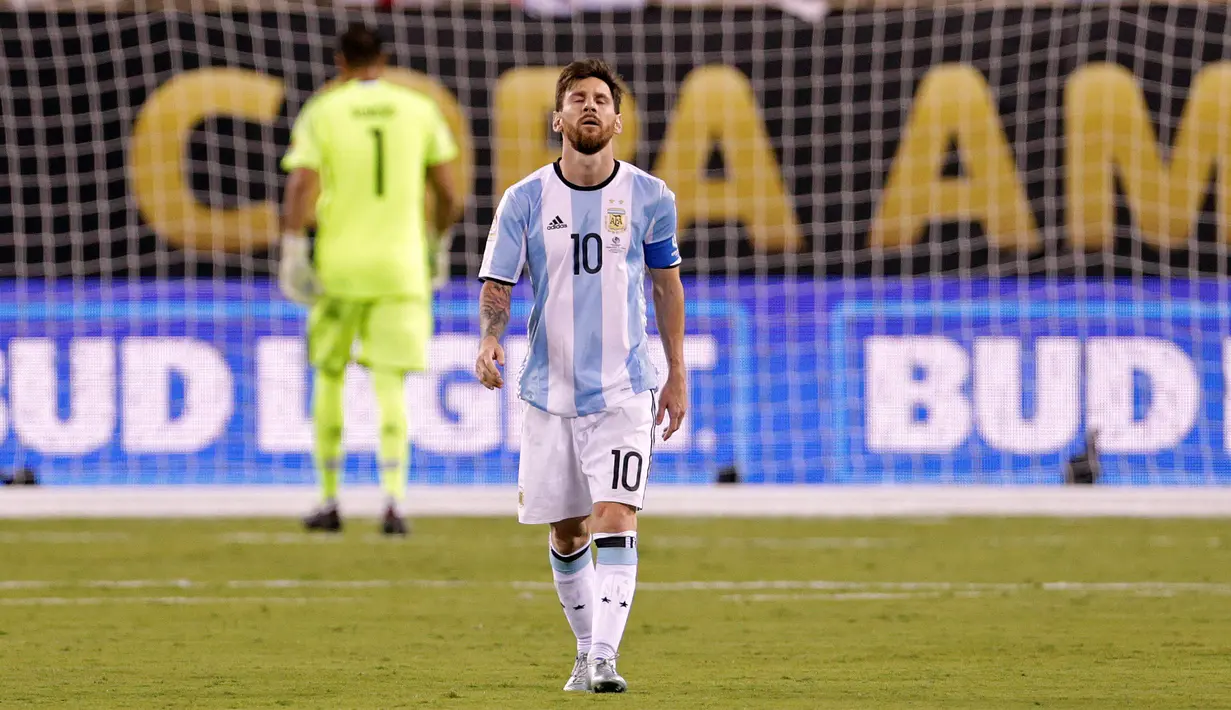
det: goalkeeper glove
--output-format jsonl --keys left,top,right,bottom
{"left": 428, "top": 231, "right": 452, "bottom": 291}
{"left": 278, "top": 232, "right": 321, "bottom": 305}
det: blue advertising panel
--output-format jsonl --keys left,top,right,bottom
{"left": 0, "top": 279, "right": 1227, "bottom": 485}
{"left": 0, "top": 280, "right": 742, "bottom": 485}
{"left": 829, "top": 281, "right": 1230, "bottom": 485}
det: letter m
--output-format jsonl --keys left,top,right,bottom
{"left": 1067, "top": 62, "right": 1231, "bottom": 251}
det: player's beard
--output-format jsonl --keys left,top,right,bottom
{"left": 564, "top": 119, "right": 616, "bottom": 156}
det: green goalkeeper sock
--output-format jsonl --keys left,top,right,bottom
{"left": 372, "top": 368, "right": 409, "bottom": 506}
{"left": 312, "top": 368, "right": 345, "bottom": 503}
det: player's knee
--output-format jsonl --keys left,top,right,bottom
{"left": 549, "top": 516, "right": 590, "bottom": 554}
{"left": 590, "top": 502, "right": 637, "bottom": 534}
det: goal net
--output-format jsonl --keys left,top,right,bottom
{"left": 1, "top": 0, "right": 1228, "bottom": 486}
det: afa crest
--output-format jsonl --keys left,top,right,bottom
{"left": 606, "top": 208, "right": 627, "bottom": 233}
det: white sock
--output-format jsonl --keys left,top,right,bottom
{"left": 549, "top": 539, "right": 594, "bottom": 654}
{"left": 384, "top": 494, "right": 401, "bottom": 516}
{"left": 589, "top": 531, "right": 637, "bottom": 662}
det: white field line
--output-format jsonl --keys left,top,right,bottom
{"left": 0, "top": 596, "right": 360, "bottom": 606}
{"left": 3, "top": 579, "right": 1231, "bottom": 595}
{"left": 0, "top": 581, "right": 54, "bottom": 590}
{"left": 718, "top": 589, "right": 1203, "bottom": 602}
{"left": 10, "top": 485, "right": 1231, "bottom": 518}
{"left": 227, "top": 579, "right": 469, "bottom": 589}
{"left": 1, "top": 530, "right": 1215, "bottom": 550}
{"left": 723, "top": 592, "right": 948, "bottom": 602}
{"left": 0, "top": 579, "right": 467, "bottom": 591}
{"left": 214, "top": 533, "right": 905, "bottom": 548}
{"left": 219, "top": 532, "right": 348, "bottom": 545}
{"left": 84, "top": 579, "right": 197, "bottom": 589}
{"left": 0, "top": 532, "right": 132, "bottom": 543}
{"left": 214, "top": 532, "right": 1228, "bottom": 549}
{"left": 653, "top": 536, "right": 900, "bottom": 549}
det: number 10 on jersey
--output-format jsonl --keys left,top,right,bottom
{"left": 571, "top": 232, "right": 603, "bottom": 275}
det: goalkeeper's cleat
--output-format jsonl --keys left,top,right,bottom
{"left": 562, "top": 652, "right": 590, "bottom": 692}
{"left": 302, "top": 506, "right": 342, "bottom": 533}
{"left": 588, "top": 656, "right": 627, "bottom": 694}
{"left": 381, "top": 508, "right": 409, "bottom": 537}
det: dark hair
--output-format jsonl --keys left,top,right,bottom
{"left": 555, "top": 59, "right": 623, "bottom": 113}
{"left": 338, "top": 24, "right": 384, "bottom": 68}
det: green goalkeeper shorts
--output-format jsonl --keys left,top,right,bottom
{"left": 307, "top": 296, "right": 431, "bottom": 374}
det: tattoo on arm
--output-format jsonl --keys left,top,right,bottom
{"left": 480, "top": 281, "right": 512, "bottom": 341}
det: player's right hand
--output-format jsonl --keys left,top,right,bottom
{"left": 475, "top": 335, "right": 506, "bottom": 390}
{"left": 278, "top": 233, "right": 321, "bottom": 305}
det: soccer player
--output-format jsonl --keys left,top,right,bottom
{"left": 473, "top": 59, "right": 687, "bottom": 693}
{"left": 278, "top": 25, "right": 462, "bottom": 536}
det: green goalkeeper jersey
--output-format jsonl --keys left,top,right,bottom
{"left": 282, "top": 78, "right": 458, "bottom": 300}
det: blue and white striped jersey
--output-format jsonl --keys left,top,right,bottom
{"left": 479, "top": 160, "right": 682, "bottom": 417}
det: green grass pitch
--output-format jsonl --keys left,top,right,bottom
{"left": 2, "top": 516, "right": 1230, "bottom": 708}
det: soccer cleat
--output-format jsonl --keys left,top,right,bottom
{"left": 302, "top": 506, "right": 342, "bottom": 533}
{"left": 562, "top": 652, "right": 590, "bottom": 692}
{"left": 589, "top": 657, "right": 627, "bottom": 694}
{"left": 381, "top": 508, "right": 409, "bottom": 537}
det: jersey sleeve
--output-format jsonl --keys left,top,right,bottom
{"left": 644, "top": 184, "right": 682, "bottom": 269}
{"left": 425, "top": 103, "right": 459, "bottom": 167}
{"left": 479, "top": 187, "right": 529, "bottom": 284}
{"left": 281, "top": 101, "right": 322, "bottom": 173}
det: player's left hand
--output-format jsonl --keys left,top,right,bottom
{"left": 656, "top": 371, "right": 687, "bottom": 441}
{"left": 475, "top": 335, "right": 506, "bottom": 390}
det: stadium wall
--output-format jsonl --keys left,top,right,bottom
{"left": 3, "top": 279, "right": 1231, "bottom": 487}
{"left": 6, "top": 4, "right": 1231, "bottom": 512}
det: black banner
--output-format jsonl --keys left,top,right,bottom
{"left": 1, "top": 5, "right": 1229, "bottom": 278}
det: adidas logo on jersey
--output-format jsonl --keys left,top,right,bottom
{"left": 547, "top": 215, "right": 568, "bottom": 230}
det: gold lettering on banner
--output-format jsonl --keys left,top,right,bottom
{"left": 493, "top": 67, "right": 638, "bottom": 195}
{"left": 870, "top": 64, "right": 1039, "bottom": 252}
{"left": 127, "top": 61, "right": 1231, "bottom": 260}
{"left": 653, "top": 65, "right": 801, "bottom": 253}
{"left": 1067, "top": 62, "right": 1231, "bottom": 251}
{"left": 129, "top": 68, "right": 284, "bottom": 252}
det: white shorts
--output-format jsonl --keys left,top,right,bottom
{"left": 517, "top": 389, "right": 657, "bottom": 525}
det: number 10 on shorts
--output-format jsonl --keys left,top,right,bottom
{"left": 611, "top": 449, "right": 644, "bottom": 491}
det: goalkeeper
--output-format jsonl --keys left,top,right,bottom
{"left": 278, "top": 24, "right": 462, "bottom": 536}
